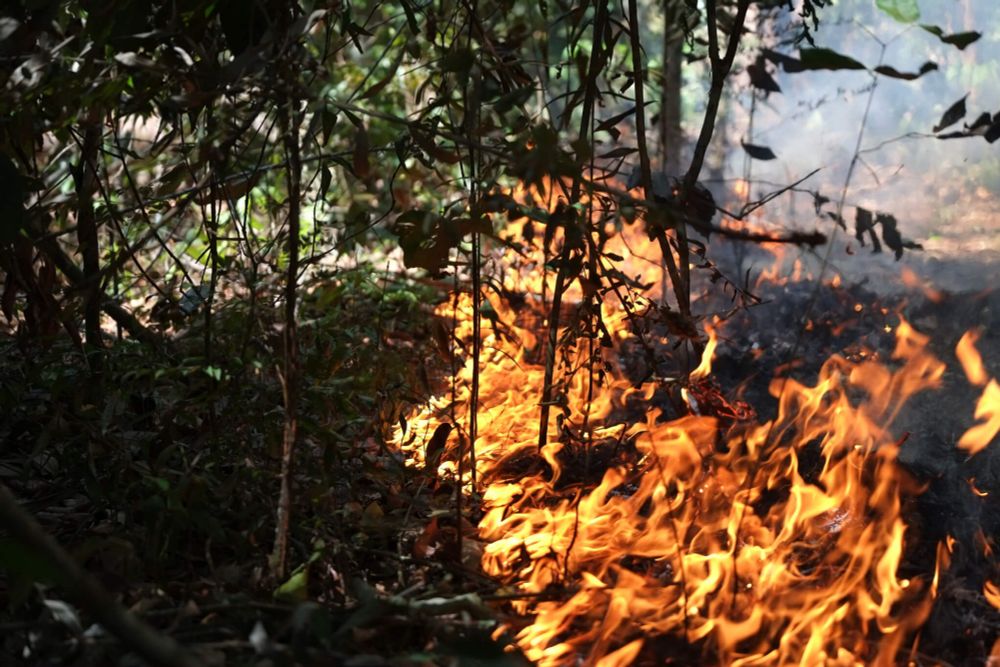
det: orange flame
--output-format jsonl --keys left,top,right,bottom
{"left": 390, "top": 180, "right": 957, "bottom": 665}
{"left": 955, "top": 331, "right": 1000, "bottom": 456}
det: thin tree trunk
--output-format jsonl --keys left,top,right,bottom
{"left": 660, "top": 0, "right": 684, "bottom": 177}
{"left": 272, "top": 98, "right": 302, "bottom": 579}
{"left": 75, "top": 118, "right": 103, "bottom": 384}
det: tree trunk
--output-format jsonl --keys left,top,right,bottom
{"left": 75, "top": 118, "right": 103, "bottom": 386}
{"left": 660, "top": 0, "right": 686, "bottom": 177}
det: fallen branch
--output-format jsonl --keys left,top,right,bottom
{"left": 0, "top": 483, "right": 204, "bottom": 667}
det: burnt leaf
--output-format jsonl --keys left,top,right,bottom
{"left": 877, "top": 213, "right": 922, "bottom": 260}
{"left": 854, "top": 206, "right": 880, "bottom": 252}
{"left": 424, "top": 423, "right": 452, "bottom": 472}
{"left": 986, "top": 115, "right": 1000, "bottom": 144}
{"left": 933, "top": 95, "right": 967, "bottom": 133}
{"left": 798, "top": 48, "right": 865, "bottom": 71}
{"left": 967, "top": 112, "right": 993, "bottom": 134}
{"left": 761, "top": 49, "right": 806, "bottom": 73}
{"left": 747, "top": 57, "right": 781, "bottom": 93}
{"left": 873, "top": 61, "right": 937, "bottom": 80}
{"left": 813, "top": 192, "right": 831, "bottom": 215}
{"left": 741, "top": 141, "right": 777, "bottom": 161}
{"left": 876, "top": 0, "right": 920, "bottom": 23}
{"left": 921, "top": 25, "right": 981, "bottom": 50}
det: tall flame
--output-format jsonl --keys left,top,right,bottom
{"left": 390, "top": 181, "right": 966, "bottom": 665}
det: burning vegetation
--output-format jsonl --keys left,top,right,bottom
{"left": 391, "top": 180, "right": 1000, "bottom": 665}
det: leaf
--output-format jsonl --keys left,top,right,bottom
{"left": 877, "top": 212, "right": 922, "bottom": 260}
{"left": 921, "top": 25, "right": 981, "bottom": 50}
{"left": 321, "top": 107, "right": 337, "bottom": 146}
{"left": 876, "top": 0, "right": 920, "bottom": 23}
{"left": 274, "top": 569, "right": 310, "bottom": 603}
{"left": 424, "top": 423, "right": 452, "bottom": 471}
{"left": 762, "top": 49, "right": 806, "bottom": 73}
{"left": 967, "top": 112, "right": 993, "bottom": 134}
{"left": 934, "top": 95, "right": 967, "bottom": 133}
{"left": 986, "top": 116, "right": 1000, "bottom": 144}
{"left": 413, "top": 517, "right": 440, "bottom": 558}
{"left": 747, "top": 57, "right": 781, "bottom": 93}
{"left": 740, "top": 142, "right": 777, "bottom": 160}
{"left": 854, "top": 206, "right": 881, "bottom": 252}
{"left": 798, "top": 48, "right": 865, "bottom": 71}
{"left": 249, "top": 620, "right": 270, "bottom": 654}
{"left": 399, "top": 0, "right": 421, "bottom": 35}
{"left": 319, "top": 166, "right": 332, "bottom": 199}
{"left": 874, "top": 61, "right": 937, "bottom": 80}
{"left": 596, "top": 104, "right": 647, "bottom": 135}
{"left": 410, "top": 124, "right": 461, "bottom": 164}
{"left": 493, "top": 86, "right": 534, "bottom": 114}
{"left": 43, "top": 599, "right": 83, "bottom": 634}
{"left": 0, "top": 155, "right": 26, "bottom": 244}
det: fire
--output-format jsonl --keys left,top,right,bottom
{"left": 389, "top": 182, "right": 975, "bottom": 664}
{"left": 955, "top": 331, "right": 1000, "bottom": 456}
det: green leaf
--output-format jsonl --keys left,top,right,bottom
{"left": 798, "top": 48, "right": 865, "bottom": 71}
{"left": 876, "top": 0, "right": 920, "bottom": 23}
{"left": 920, "top": 25, "right": 981, "bottom": 50}
{"left": 274, "top": 569, "right": 310, "bottom": 603}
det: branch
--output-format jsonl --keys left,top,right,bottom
{"left": 32, "top": 231, "right": 165, "bottom": 349}
{"left": 0, "top": 483, "right": 204, "bottom": 667}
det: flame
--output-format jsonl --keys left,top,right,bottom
{"left": 957, "top": 330, "right": 988, "bottom": 387}
{"left": 900, "top": 267, "right": 944, "bottom": 304}
{"left": 390, "top": 180, "right": 959, "bottom": 665}
{"left": 985, "top": 580, "right": 1000, "bottom": 611}
{"left": 690, "top": 325, "right": 718, "bottom": 380}
{"left": 956, "top": 332, "right": 1000, "bottom": 456}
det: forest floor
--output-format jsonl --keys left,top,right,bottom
{"left": 2, "top": 261, "right": 1000, "bottom": 665}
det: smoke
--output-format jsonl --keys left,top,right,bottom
{"left": 706, "top": 0, "right": 999, "bottom": 292}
